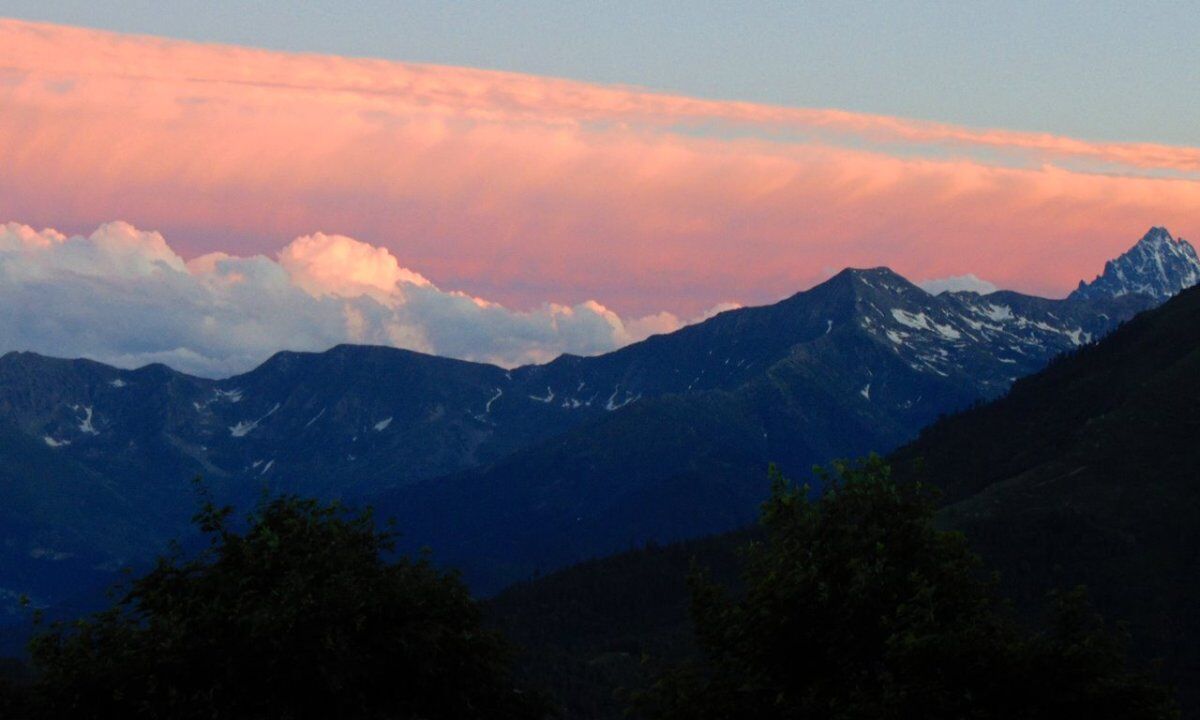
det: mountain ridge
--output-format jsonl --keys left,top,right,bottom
{"left": 365, "top": 228, "right": 1199, "bottom": 591}
{"left": 0, "top": 227, "right": 1195, "bottom": 610}
{"left": 487, "top": 280, "right": 1200, "bottom": 719}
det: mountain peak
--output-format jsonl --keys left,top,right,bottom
{"left": 1070, "top": 227, "right": 1200, "bottom": 302}
{"left": 1140, "top": 226, "right": 1174, "bottom": 244}
{"left": 821, "top": 266, "right": 914, "bottom": 291}
{"left": 841, "top": 266, "right": 904, "bottom": 279}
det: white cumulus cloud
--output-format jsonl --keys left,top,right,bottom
{"left": 0, "top": 221, "right": 729, "bottom": 377}
{"left": 276, "top": 232, "right": 432, "bottom": 300}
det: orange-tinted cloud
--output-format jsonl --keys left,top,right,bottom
{"left": 0, "top": 18, "right": 1196, "bottom": 316}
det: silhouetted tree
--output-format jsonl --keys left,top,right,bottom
{"left": 0, "top": 658, "right": 31, "bottom": 718}
{"left": 26, "top": 493, "right": 547, "bottom": 720}
{"left": 639, "top": 457, "right": 1177, "bottom": 719}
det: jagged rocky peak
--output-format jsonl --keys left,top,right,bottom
{"left": 1071, "top": 227, "right": 1200, "bottom": 302}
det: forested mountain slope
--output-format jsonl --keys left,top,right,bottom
{"left": 490, "top": 282, "right": 1200, "bottom": 717}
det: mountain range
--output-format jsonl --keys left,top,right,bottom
{"left": 491, "top": 269, "right": 1200, "bottom": 718}
{"left": 0, "top": 227, "right": 1196, "bottom": 616}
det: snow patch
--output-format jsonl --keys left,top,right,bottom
{"left": 229, "top": 420, "right": 258, "bottom": 438}
{"left": 43, "top": 436, "right": 70, "bottom": 448}
{"left": 860, "top": 383, "right": 871, "bottom": 400}
{"left": 605, "top": 386, "right": 641, "bottom": 411}
{"left": 229, "top": 403, "right": 280, "bottom": 438}
{"left": 934, "top": 324, "right": 960, "bottom": 340}
{"left": 890, "top": 309, "right": 961, "bottom": 340}
{"left": 373, "top": 417, "right": 393, "bottom": 432}
{"left": 891, "top": 308, "right": 931, "bottom": 331}
{"left": 529, "top": 387, "right": 555, "bottom": 403}
{"left": 1066, "top": 328, "right": 1090, "bottom": 345}
{"left": 75, "top": 405, "right": 98, "bottom": 435}
{"left": 109, "top": 379, "right": 126, "bottom": 388}
{"left": 981, "top": 304, "right": 1013, "bottom": 322}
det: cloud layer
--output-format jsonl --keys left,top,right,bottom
{"left": 0, "top": 19, "right": 1197, "bottom": 320}
{"left": 917, "top": 274, "right": 999, "bottom": 296}
{"left": 0, "top": 222, "right": 716, "bottom": 376}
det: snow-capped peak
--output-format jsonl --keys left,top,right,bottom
{"left": 1071, "top": 227, "right": 1200, "bottom": 302}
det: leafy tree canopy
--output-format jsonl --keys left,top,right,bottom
{"left": 639, "top": 457, "right": 1178, "bottom": 720}
{"left": 22, "top": 490, "right": 546, "bottom": 720}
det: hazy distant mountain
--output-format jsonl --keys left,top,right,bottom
{"left": 0, "top": 228, "right": 1193, "bottom": 615}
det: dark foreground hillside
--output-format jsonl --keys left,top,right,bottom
{"left": 891, "top": 283, "right": 1200, "bottom": 713}
{"left": 3, "top": 464, "right": 1173, "bottom": 719}
{"left": 487, "top": 531, "right": 753, "bottom": 718}
{"left": 490, "top": 284, "right": 1200, "bottom": 718}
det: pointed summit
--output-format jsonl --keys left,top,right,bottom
{"left": 1070, "top": 227, "right": 1200, "bottom": 302}
{"left": 1141, "top": 226, "right": 1175, "bottom": 243}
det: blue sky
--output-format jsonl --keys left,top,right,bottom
{"left": 2, "top": 0, "right": 1197, "bottom": 145}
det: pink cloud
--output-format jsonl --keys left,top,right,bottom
{"left": 279, "top": 232, "right": 431, "bottom": 300}
{"left": 0, "top": 18, "right": 1197, "bottom": 317}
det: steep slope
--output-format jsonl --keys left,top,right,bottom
{"left": 0, "top": 416, "right": 162, "bottom": 624}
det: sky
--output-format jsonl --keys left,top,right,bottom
{"left": 0, "top": 7, "right": 1197, "bottom": 376}
{"left": 3, "top": 1, "right": 1198, "bottom": 145}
